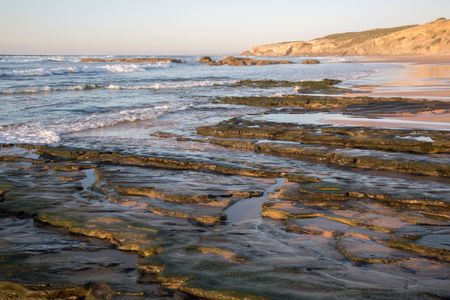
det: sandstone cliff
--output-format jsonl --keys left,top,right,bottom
{"left": 242, "top": 18, "right": 450, "bottom": 56}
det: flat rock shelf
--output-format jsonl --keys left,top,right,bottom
{"left": 1, "top": 81, "right": 449, "bottom": 299}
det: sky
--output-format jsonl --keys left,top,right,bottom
{"left": 1, "top": 0, "right": 449, "bottom": 55}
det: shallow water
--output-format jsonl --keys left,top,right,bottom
{"left": 225, "top": 178, "right": 285, "bottom": 223}
{"left": 248, "top": 112, "right": 450, "bottom": 130}
{"left": 0, "top": 214, "right": 159, "bottom": 296}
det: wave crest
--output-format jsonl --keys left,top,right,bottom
{"left": 2, "top": 80, "right": 233, "bottom": 95}
{"left": 0, "top": 62, "right": 172, "bottom": 77}
{"left": 0, "top": 105, "right": 170, "bottom": 144}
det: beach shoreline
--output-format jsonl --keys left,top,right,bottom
{"left": 350, "top": 55, "right": 450, "bottom": 101}
{"left": 365, "top": 54, "right": 450, "bottom": 64}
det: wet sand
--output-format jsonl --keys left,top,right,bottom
{"left": 395, "top": 112, "right": 450, "bottom": 122}
{"left": 366, "top": 55, "right": 450, "bottom": 64}
{"left": 359, "top": 56, "right": 450, "bottom": 101}
{"left": 329, "top": 118, "right": 450, "bottom": 130}
{"left": 328, "top": 112, "right": 450, "bottom": 130}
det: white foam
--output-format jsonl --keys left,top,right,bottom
{"left": 0, "top": 62, "right": 171, "bottom": 77}
{"left": 0, "top": 105, "right": 170, "bottom": 144}
{"left": 106, "top": 80, "right": 233, "bottom": 90}
{"left": 47, "top": 56, "right": 65, "bottom": 62}
{"left": 0, "top": 124, "right": 61, "bottom": 144}
{"left": 397, "top": 136, "right": 434, "bottom": 142}
{"left": 2, "top": 80, "right": 233, "bottom": 94}
{"left": 97, "top": 64, "right": 143, "bottom": 73}
{"left": 105, "top": 84, "right": 121, "bottom": 90}
{"left": 256, "top": 139, "right": 299, "bottom": 145}
{"left": 314, "top": 57, "right": 348, "bottom": 63}
{"left": 0, "top": 56, "right": 74, "bottom": 63}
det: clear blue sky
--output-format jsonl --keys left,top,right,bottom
{"left": 1, "top": 0, "right": 449, "bottom": 55}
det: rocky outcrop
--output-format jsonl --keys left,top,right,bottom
{"left": 301, "top": 59, "right": 320, "bottom": 64}
{"left": 243, "top": 18, "right": 450, "bottom": 56}
{"left": 198, "top": 56, "right": 215, "bottom": 64}
{"left": 34, "top": 145, "right": 317, "bottom": 183}
{"left": 198, "top": 56, "right": 293, "bottom": 66}
{"left": 197, "top": 118, "right": 450, "bottom": 155}
{"left": 80, "top": 57, "right": 183, "bottom": 63}
{"left": 217, "top": 94, "right": 450, "bottom": 113}
{"left": 197, "top": 118, "right": 450, "bottom": 176}
{"left": 229, "top": 79, "right": 346, "bottom": 93}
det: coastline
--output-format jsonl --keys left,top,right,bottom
{"left": 2, "top": 2, "right": 450, "bottom": 297}
{"left": 365, "top": 54, "right": 450, "bottom": 64}
{"left": 1, "top": 54, "right": 449, "bottom": 299}
{"left": 353, "top": 55, "right": 450, "bottom": 101}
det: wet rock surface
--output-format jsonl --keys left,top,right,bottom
{"left": 0, "top": 214, "right": 163, "bottom": 299}
{"left": 263, "top": 182, "right": 450, "bottom": 262}
{"left": 1, "top": 138, "right": 449, "bottom": 299}
{"left": 301, "top": 59, "right": 320, "bottom": 64}
{"left": 198, "top": 56, "right": 293, "bottom": 66}
{"left": 1, "top": 82, "right": 449, "bottom": 299}
{"left": 211, "top": 140, "right": 450, "bottom": 176}
{"left": 228, "top": 79, "right": 347, "bottom": 94}
{"left": 198, "top": 118, "right": 450, "bottom": 154}
{"left": 216, "top": 94, "right": 450, "bottom": 115}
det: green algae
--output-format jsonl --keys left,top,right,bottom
{"left": 229, "top": 79, "right": 344, "bottom": 93}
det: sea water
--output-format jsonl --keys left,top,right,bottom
{"left": 0, "top": 55, "right": 398, "bottom": 145}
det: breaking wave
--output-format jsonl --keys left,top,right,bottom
{"left": 0, "top": 105, "right": 171, "bottom": 144}
{"left": 0, "top": 62, "right": 172, "bottom": 77}
{"left": 0, "top": 55, "right": 77, "bottom": 63}
{"left": 1, "top": 80, "right": 234, "bottom": 95}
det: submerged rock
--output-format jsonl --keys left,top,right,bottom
{"left": 86, "top": 282, "right": 114, "bottom": 300}
{"left": 0, "top": 189, "right": 6, "bottom": 201}
{"left": 0, "top": 281, "right": 91, "bottom": 300}
{"left": 263, "top": 182, "right": 450, "bottom": 262}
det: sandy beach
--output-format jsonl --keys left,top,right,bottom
{"left": 350, "top": 56, "right": 450, "bottom": 102}
{"left": 366, "top": 55, "right": 450, "bottom": 64}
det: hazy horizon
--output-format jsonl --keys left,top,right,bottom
{"left": 1, "top": 0, "right": 449, "bottom": 55}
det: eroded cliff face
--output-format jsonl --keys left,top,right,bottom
{"left": 243, "top": 18, "right": 450, "bottom": 56}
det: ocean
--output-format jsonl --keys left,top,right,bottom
{"left": 0, "top": 55, "right": 397, "bottom": 146}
